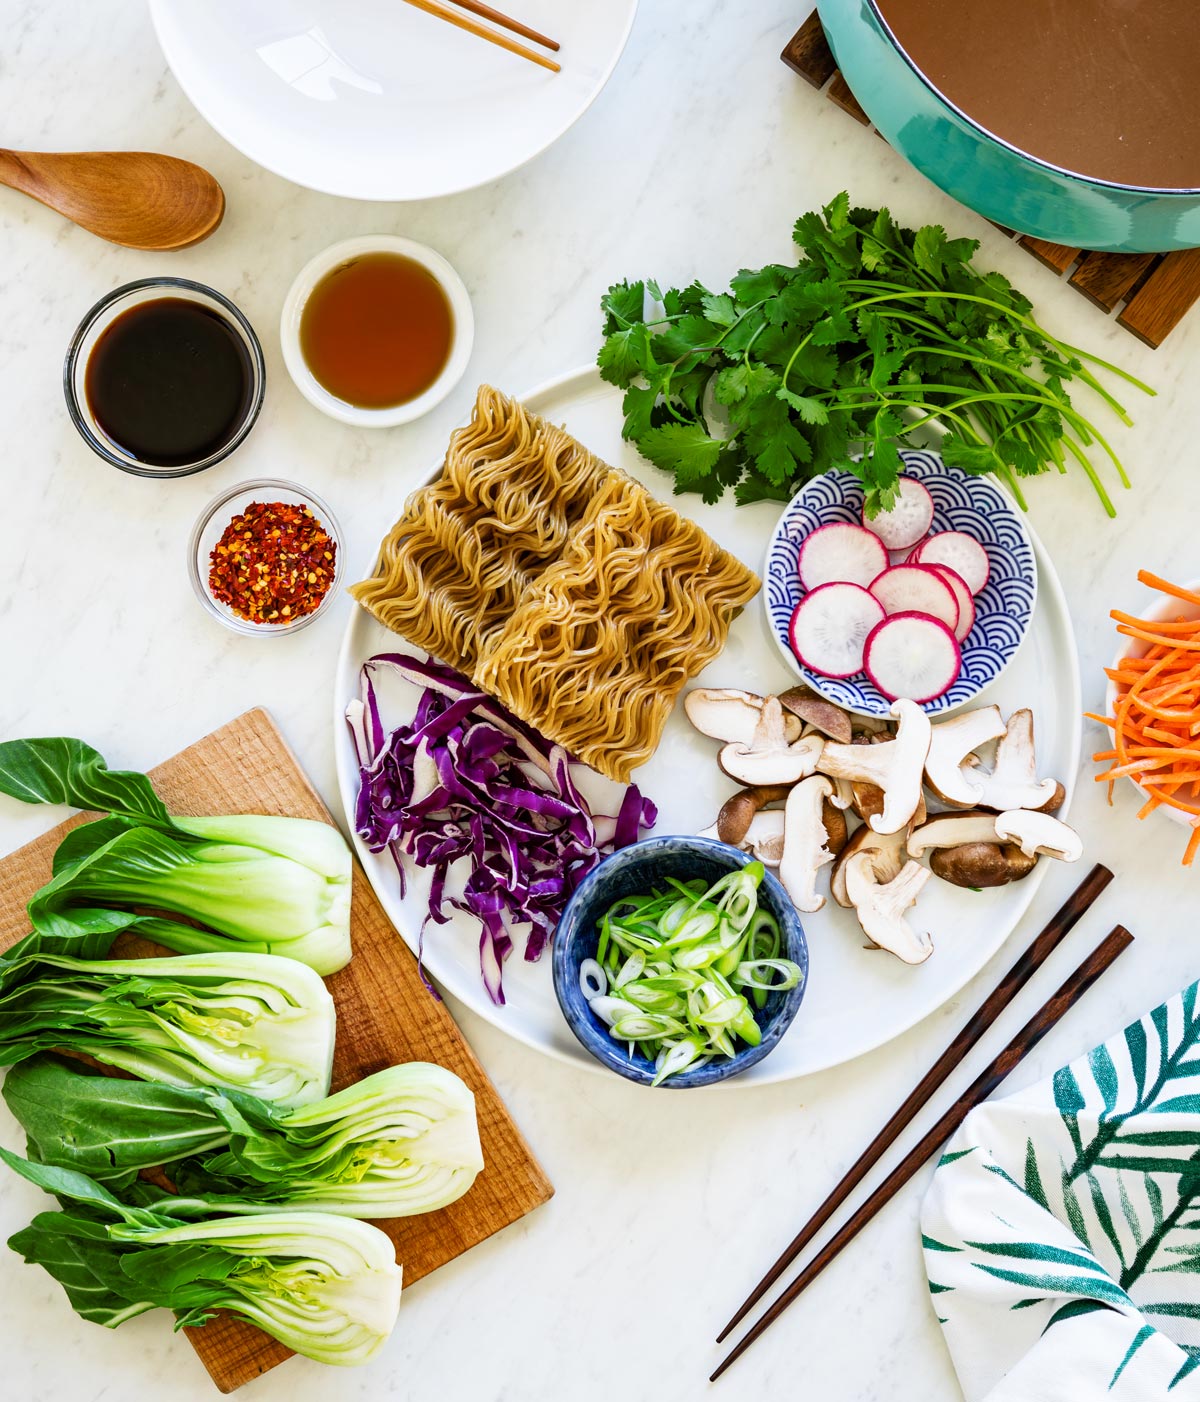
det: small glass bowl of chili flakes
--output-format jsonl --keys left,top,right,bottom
{"left": 189, "top": 479, "right": 344, "bottom": 635}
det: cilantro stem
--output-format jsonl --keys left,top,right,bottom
{"left": 838, "top": 282, "right": 1153, "bottom": 403}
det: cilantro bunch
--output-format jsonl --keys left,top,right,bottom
{"left": 598, "top": 194, "right": 1151, "bottom": 516}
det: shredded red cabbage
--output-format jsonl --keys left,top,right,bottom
{"left": 347, "top": 654, "right": 657, "bottom": 1004}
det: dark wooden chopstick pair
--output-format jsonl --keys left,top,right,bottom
{"left": 711, "top": 863, "right": 1127, "bottom": 1381}
{"left": 404, "top": 0, "right": 561, "bottom": 73}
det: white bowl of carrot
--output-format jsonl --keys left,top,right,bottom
{"left": 1093, "top": 571, "right": 1200, "bottom": 864}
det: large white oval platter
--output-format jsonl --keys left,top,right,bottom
{"left": 333, "top": 366, "right": 1082, "bottom": 1083}
{"left": 149, "top": 0, "right": 638, "bottom": 201}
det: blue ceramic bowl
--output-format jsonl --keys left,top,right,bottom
{"left": 818, "top": 0, "right": 1200, "bottom": 252}
{"left": 552, "top": 837, "right": 808, "bottom": 1089}
{"left": 764, "top": 448, "right": 1036, "bottom": 720}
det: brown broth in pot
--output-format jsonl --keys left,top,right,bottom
{"left": 873, "top": 0, "right": 1200, "bottom": 188}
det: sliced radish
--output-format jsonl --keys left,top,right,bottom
{"left": 861, "top": 476, "right": 934, "bottom": 551}
{"left": 868, "top": 564, "right": 959, "bottom": 632}
{"left": 789, "top": 583, "right": 886, "bottom": 679}
{"left": 797, "top": 523, "right": 888, "bottom": 591}
{"left": 864, "top": 613, "right": 962, "bottom": 703}
{"left": 929, "top": 565, "right": 976, "bottom": 643}
{"left": 911, "top": 531, "right": 990, "bottom": 595}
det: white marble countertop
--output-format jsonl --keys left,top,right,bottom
{"left": 3, "top": 3, "right": 1199, "bottom": 1400}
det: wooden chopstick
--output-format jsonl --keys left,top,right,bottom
{"left": 710, "top": 922, "right": 1134, "bottom": 1381}
{"left": 403, "top": 0, "right": 561, "bottom": 72}
{"left": 716, "top": 863, "right": 1114, "bottom": 1345}
{"left": 449, "top": 0, "right": 559, "bottom": 51}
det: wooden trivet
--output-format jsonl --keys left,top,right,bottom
{"left": 782, "top": 10, "right": 1200, "bottom": 348}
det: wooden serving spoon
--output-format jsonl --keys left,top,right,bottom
{"left": 0, "top": 148, "right": 225, "bottom": 251}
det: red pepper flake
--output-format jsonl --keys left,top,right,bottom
{"left": 208, "top": 500, "right": 336, "bottom": 625}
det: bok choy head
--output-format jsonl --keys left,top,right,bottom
{"left": 0, "top": 948, "right": 335, "bottom": 1108}
{"left": 1, "top": 1151, "right": 402, "bottom": 1367}
{"left": 0, "top": 738, "right": 352, "bottom": 975}
{"left": 5, "top": 1055, "right": 485, "bottom": 1219}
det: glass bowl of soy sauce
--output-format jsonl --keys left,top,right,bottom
{"left": 64, "top": 277, "right": 265, "bottom": 478}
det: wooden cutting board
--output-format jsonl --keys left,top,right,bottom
{"left": 0, "top": 708, "right": 553, "bottom": 1392}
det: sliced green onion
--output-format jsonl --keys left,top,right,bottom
{"left": 581, "top": 865, "right": 802, "bottom": 1084}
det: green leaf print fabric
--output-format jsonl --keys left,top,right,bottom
{"left": 923, "top": 981, "right": 1200, "bottom": 1399}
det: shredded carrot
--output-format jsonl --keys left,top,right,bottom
{"left": 1138, "top": 571, "right": 1200, "bottom": 606}
{"left": 1090, "top": 571, "right": 1200, "bottom": 865}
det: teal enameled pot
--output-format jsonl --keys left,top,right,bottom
{"left": 817, "top": 0, "right": 1200, "bottom": 252}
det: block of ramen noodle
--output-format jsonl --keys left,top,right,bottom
{"left": 350, "top": 385, "right": 611, "bottom": 674}
{"left": 474, "top": 471, "right": 761, "bottom": 783}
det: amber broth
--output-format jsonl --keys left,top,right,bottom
{"left": 299, "top": 252, "right": 455, "bottom": 409}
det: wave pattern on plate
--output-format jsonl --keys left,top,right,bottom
{"left": 763, "top": 450, "right": 1037, "bottom": 717}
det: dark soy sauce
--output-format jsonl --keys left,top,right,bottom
{"left": 85, "top": 298, "right": 254, "bottom": 466}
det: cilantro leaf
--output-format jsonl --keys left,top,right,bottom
{"left": 702, "top": 293, "right": 737, "bottom": 327}
{"left": 777, "top": 387, "right": 829, "bottom": 425}
{"left": 598, "top": 322, "right": 653, "bottom": 387}
{"left": 636, "top": 423, "right": 725, "bottom": 484}
{"left": 620, "top": 384, "right": 659, "bottom": 441}
{"left": 600, "top": 281, "right": 646, "bottom": 334}
{"left": 656, "top": 314, "right": 721, "bottom": 362}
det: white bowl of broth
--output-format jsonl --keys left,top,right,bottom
{"left": 280, "top": 236, "right": 473, "bottom": 427}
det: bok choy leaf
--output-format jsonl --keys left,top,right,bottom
{"left": 5, "top": 1054, "right": 484, "bottom": 1218}
{"left": 0, "top": 1150, "right": 402, "bottom": 1366}
{"left": 0, "top": 947, "right": 335, "bottom": 1108}
{"left": 0, "top": 738, "right": 353, "bottom": 975}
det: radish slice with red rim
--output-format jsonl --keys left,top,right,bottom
{"left": 929, "top": 565, "right": 976, "bottom": 642}
{"left": 789, "top": 582, "right": 886, "bottom": 679}
{"left": 797, "top": 522, "right": 888, "bottom": 591}
{"left": 861, "top": 476, "right": 934, "bottom": 551}
{"left": 868, "top": 564, "right": 959, "bottom": 632}
{"left": 863, "top": 613, "right": 962, "bottom": 703}
{"left": 910, "top": 531, "right": 990, "bottom": 595}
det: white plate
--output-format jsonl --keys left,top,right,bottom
{"left": 333, "top": 366, "right": 1083, "bottom": 1083}
{"left": 149, "top": 0, "right": 638, "bottom": 201}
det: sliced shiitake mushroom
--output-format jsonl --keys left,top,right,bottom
{"left": 972, "top": 709, "right": 1063, "bottom": 813}
{"left": 923, "top": 705, "right": 1006, "bottom": 808}
{"left": 816, "top": 699, "right": 932, "bottom": 835}
{"left": 684, "top": 688, "right": 803, "bottom": 745}
{"left": 994, "top": 809, "right": 1082, "bottom": 862}
{"left": 715, "top": 783, "right": 794, "bottom": 845}
{"left": 844, "top": 853, "right": 933, "bottom": 964}
{"left": 778, "top": 687, "right": 853, "bottom": 744}
{"left": 779, "top": 775, "right": 836, "bottom": 913}
{"left": 930, "top": 841, "right": 1037, "bottom": 888}
{"left": 830, "top": 825, "right": 908, "bottom": 908}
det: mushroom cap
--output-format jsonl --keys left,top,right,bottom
{"left": 972, "top": 707, "right": 1062, "bottom": 813}
{"left": 815, "top": 699, "right": 931, "bottom": 836}
{"left": 930, "top": 841, "right": 1037, "bottom": 888}
{"left": 779, "top": 774, "right": 836, "bottom": 913}
{"left": 715, "top": 784, "right": 794, "bottom": 845}
{"left": 994, "top": 809, "right": 1083, "bottom": 862}
{"left": 821, "top": 798, "right": 849, "bottom": 856}
{"left": 684, "top": 689, "right": 803, "bottom": 745}
{"left": 718, "top": 734, "right": 823, "bottom": 787}
{"left": 923, "top": 705, "right": 1006, "bottom": 808}
{"left": 844, "top": 853, "right": 933, "bottom": 964}
{"left": 830, "top": 824, "right": 908, "bottom": 907}
{"left": 684, "top": 688, "right": 766, "bottom": 744}
{"left": 778, "top": 688, "right": 854, "bottom": 744}
{"left": 908, "top": 809, "right": 1001, "bottom": 858}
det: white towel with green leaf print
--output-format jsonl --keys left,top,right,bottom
{"left": 922, "top": 980, "right": 1200, "bottom": 1400}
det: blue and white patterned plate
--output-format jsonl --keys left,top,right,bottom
{"left": 764, "top": 450, "right": 1037, "bottom": 718}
